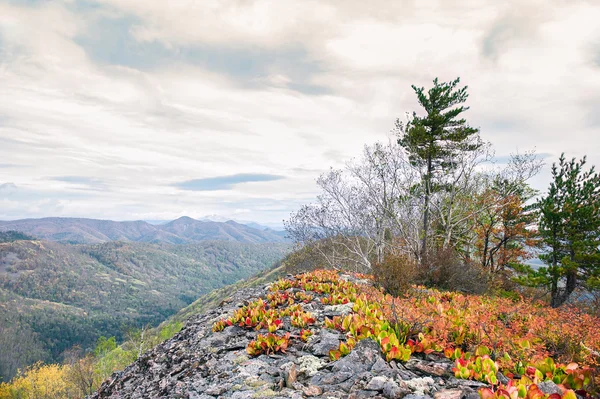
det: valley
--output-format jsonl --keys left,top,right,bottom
{"left": 0, "top": 234, "right": 289, "bottom": 382}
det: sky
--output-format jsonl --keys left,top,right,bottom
{"left": 0, "top": 0, "right": 599, "bottom": 228}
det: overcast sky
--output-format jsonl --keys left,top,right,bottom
{"left": 1, "top": 0, "right": 599, "bottom": 227}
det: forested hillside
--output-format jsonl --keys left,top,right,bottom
{"left": 0, "top": 237, "right": 289, "bottom": 382}
{"left": 0, "top": 216, "right": 288, "bottom": 244}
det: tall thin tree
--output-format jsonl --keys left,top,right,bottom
{"left": 397, "top": 77, "right": 481, "bottom": 260}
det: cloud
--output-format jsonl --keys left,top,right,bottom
{"left": 1, "top": 0, "right": 600, "bottom": 224}
{"left": 594, "top": 43, "right": 600, "bottom": 68}
{"left": 492, "top": 152, "right": 553, "bottom": 164}
{"left": 480, "top": 12, "right": 542, "bottom": 60}
{"left": 0, "top": 164, "right": 26, "bottom": 168}
{"left": 175, "top": 174, "right": 284, "bottom": 191}
{"left": 0, "top": 182, "right": 18, "bottom": 191}
{"left": 49, "top": 176, "right": 107, "bottom": 191}
{"left": 73, "top": 11, "right": 328, "bottom": 94}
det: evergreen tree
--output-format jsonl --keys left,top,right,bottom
{"left": 537, "top": 154, "right": 600, "bottom": 307}
{"left": 397, "top": 77, "right": 481, "bottom": 259}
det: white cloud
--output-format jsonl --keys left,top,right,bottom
{"left": 0, "top": 0, "right": 599, "bottom": 224}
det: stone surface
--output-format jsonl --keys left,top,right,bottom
{"left": 406, "top": 377, "right": 436, "bottom": 395}
{"left": 284, "top": 363, "right": 297, "bottom": 388}
{"left": 366, "top": 376, "right": 389, "bottom": 391}
{"left": 308, "top": 329, "right": 342, "bottom": 356}
{"left": 537, "top": 381, "right": 562, "bottom": 396}
{"left": 303, "top": 385, "right": 323, "bottom": 396}
{"left": 297, "top": 355, "right": 325, "bottom": 377}
{"left": 323, "top": 302, "right": 355, "bottom": 316}
{"left": 331, "top": 339, "right": 383, "bottom": 373}
{"left": 434, "top": 389, "right": 464, "bottom": 399}
{"left": 405, "top": 358, "right": 453, "bottom": 377}
{"left": 405, "top": 395, "right": 434, "bottom": 399}
{"left": 383, "top": 379, "right": 410, "bottom": 399}
{"left": 87, "top": 273, "right": 497, "bottom": 399}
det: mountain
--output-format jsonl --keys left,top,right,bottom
{"left": 0, "top": 218, "right": 157, "bottom": 244}
{"left": 0, "top": 216, "right": 289, "bottom": 245}
{"left": 159, "top": 217, "right": 287, "bottom": 243}
{"left": 199, "top": 215, "right": 283, "bottom": 231}
{"left": 0, "top": 237, "right": 289, "bottom": 382}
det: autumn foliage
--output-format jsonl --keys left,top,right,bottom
{"left": 0, "top": 362, "right": 80, "bottom": 399}
{"left": 214, "top": 270, "right": 600, "bottom": 398}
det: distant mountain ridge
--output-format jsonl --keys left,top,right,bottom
{"left": 0, "top": 216, "right": 288, "bottom": 244}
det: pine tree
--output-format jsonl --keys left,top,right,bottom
{"left": 397, "top": 77, "right": 481, "bottom": 260}
{"left": 537, "top": 154, "right": 600, "bottom": 307}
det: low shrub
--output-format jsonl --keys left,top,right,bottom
{"left": 372, "top": 252, "right": 418, "bottom": 297}
{"left": 420, "top": 247, "right": 490, "bottom": 294}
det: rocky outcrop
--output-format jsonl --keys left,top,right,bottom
{"left": 89, "top": 275, "right": 487, "bottom": 399}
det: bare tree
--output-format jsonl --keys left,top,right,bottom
{"left": 429, "top": 139, "right": 493, "bottom": 251}
{"left": 285, "top": 138, "right": 422, "bottom": 271}
{"left": 346, "top": 139, "right": 423, "bottom": 259}
{"left": 285, "top": 169, "right": 377, "bottom": 271}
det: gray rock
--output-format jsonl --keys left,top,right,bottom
{"left": 496, "top": 371, "right": 510, "bottom": 385}
{"left": 397, "top": 369, "right": 421, "bottom": 381}
{"left": 383, "top": 379, "right": 410, "bottom": 399}
{"left": 366, "top": 376, "right": 389, "bottom": 391}
{"left": 323, "top": 302, "right": 355, "bottom": 316}
{"left": 297, "top": 355, "right": 326, "bottom": 377}
{"left": 349, "top": 390, "right": 383, "bottom": 398}
{"left": 447, "top": 378, "right": 487, "bottom": 389}
{"left": 188, "top": 394, "right": 216, "bottom": 399}
{"left": 204, "top": 383, "right": 230, "bottom": 395}
{"left": 308, "top": 329, "right": 342, "bottom": 356}
{"left": 538, "top": 381, "right": 562, "bottom": 396}
{"left": 371, "top": 356, "right": 393, "bottom": 373}
{"left": 434, "top": 389, "right": 465, "bottom": 399}
{"left": 365, "top": 376, "right": 389, "bottom": 391}
{"left": 310, "top": 371, "right": 353, "bottom": 386}
{"left": 231, "top": 391, "right": 255, "bottom": 399}
{"left": 405, "top": 358, "right": 452, "bottom": 377}
{"left": 405, "top": 377, "right": 436, "bottom": 395}
{"left": 332, "top": 339, "right": 383, "bottom": 373}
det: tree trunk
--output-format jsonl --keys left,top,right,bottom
{"left": 549, "top": 231, "right": 561, "bottom": 307}
{"left": 550, "top": 276, "right": 560, "bottom": 308}
{"left": 499, "top": 228, "right": 508, "bottom": 271}
{"left": 482, "top": 233, "right": 489, "bottom": 269}
{"left": 564, "top": 269, "right": 577, "bottom": 301}
{"left": 561, "top": 248, "right": 578, "bottom": 305}
{"left": 421, "top": 156, "right": 432, "bottom": 262}
{"left": 551, "top": 249, "right": 578, "bottom": 308}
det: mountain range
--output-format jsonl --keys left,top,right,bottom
{"left": 0, "top": 216, "right": 288, "bottom": 245}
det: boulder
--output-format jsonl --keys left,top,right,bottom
{"left": 308, "top": 329, "right": 342, "bottom": 356}
{"left": 332, "top": 339, "right": 384, "bottom": 373}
